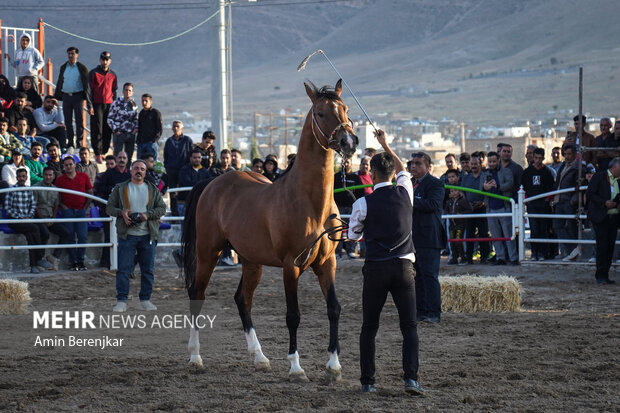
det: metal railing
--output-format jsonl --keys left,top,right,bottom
{"left": 0, "top": 186, "right": 117, "bottom": 269}
{"left": 518, "top": 184, "right": 620, "bottom": 262}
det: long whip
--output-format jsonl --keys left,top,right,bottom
{"left": 297, "top": 49, "right": 378, "bottom": 133}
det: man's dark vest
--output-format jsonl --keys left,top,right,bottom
{"left": 363, "top": 185, "right": 414, "bottom": 261}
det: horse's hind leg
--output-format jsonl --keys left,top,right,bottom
{"left": 312, "top": 255, "right": 342, "bottom": 381}
{"left": 188, "top": 247, "right": 220, "bottom": 367}
{"left": 234, "top": 260, "right": 270, "bottom": 370}
{"left": 283, "top": 266, "right": 308, "bottom": 382}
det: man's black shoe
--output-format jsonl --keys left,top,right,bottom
{"left": 405, "top": 379, "right": 425, "bottom": 396}
{"left": 596, "top": 278, "right": 616, "bottom": 285}
{"left": 77, "top": 263, "right": 87, "bottom": 271}
{"left": 416, "top": 315, "right": 426, "bottom": 322}
{"left": 493, "top": 259, "right": 506, "bottom": 266}
{"left": 508, "top": 260, "right": 520, "bottom": 266}
{"left": 447, "top": 258, "right": 458, "bottom": 265}
{"left": 361, "top": 384, "right": 376, "bottom": 393}
{"left": 422, "top": 316, "right": 440, "bottom": 324}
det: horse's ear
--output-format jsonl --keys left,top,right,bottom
{"left": 335, "top": 79, "right": 343, "bottom": 97}
{"left": 304, "top": 81, "right": 316, "bottom": 103}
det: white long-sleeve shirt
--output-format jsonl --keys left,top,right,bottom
{"left": 348, "top": 170, "right": 415, "bottom": 263}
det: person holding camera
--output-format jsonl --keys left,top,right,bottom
{"left": 107, "top": 159, "right": 166, "bottom": 312}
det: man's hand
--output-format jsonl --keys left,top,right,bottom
{"left": 3, "top": 53, "right": 11, "bottom": 61}
{"left": 121, "top": 209, "right": 132, "bottom": 226}
{"left": 57, "top": 123, "right": 66, "bottom": 128}
{"left": 374, "top": 129, "right": 387, "bottom": 148}
{"left": 140, "top": 213, "right": 148, "bottom": 222}
{"left": 605, "top": 200, "right": 617, "bottom": 209}
{"left": 483, "top": 179, "right": 496, "bottom": 191}
{"left": 89, "top": 108, "right": 94, "bottom": 116}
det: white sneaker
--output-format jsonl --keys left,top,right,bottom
{"left": 46, "top": 255, "right": 59, "bottom": 270}
{"left": 562, "top": 248, "right": 579, "bottom": 262}
{"left": 140, "top": 300, "right": 157, "bottom": 311}
{"left": 112, "top": 301, "right": 127, "bottom": 312}
{"left": 588, "top": 257, "right": 596, "bottom": 263}
{"left": 221, "top": 256, "right": 236, "bottom": 266}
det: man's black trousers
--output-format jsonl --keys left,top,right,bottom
{"left": 360, "top": 258, "right": 419, "bottom": 385}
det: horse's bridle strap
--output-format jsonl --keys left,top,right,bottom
{"left": 311, "top": 107, "right": 351, "bottom": 154}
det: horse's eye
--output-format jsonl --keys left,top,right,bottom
{"left": 317, "top": 112, "right": 324, "bottom": 118}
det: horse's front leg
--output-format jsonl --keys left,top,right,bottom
{"left": 235, "top": 260, "right": 270, "bottom": 371}
{"left": 312, "top": 254, "right": 342, "bottom": 381}
{"left": 283, "top": 267, "right": 308, "bottom": 382}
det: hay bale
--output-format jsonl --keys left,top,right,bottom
{"left": 439, "top": 275, "right": 521, "bottom": 313}
{"left": 0, "top": 279, "right": 31, "bottom": 314}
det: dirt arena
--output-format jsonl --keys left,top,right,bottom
{"left": 0, "top": 259, "right": 618, "bottom": 412}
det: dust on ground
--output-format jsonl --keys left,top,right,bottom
{"left": 0, "top": 259, "right": 618, "bottom": 412}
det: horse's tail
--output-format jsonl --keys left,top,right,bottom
{"left": 182, "top": 178, "right": 214, "bottom": 295}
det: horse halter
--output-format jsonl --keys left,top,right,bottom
{"left": 310, "top": 106, "right": 353, "bottom": 156}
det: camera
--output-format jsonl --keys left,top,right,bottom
{"left": 128, "top": 212, "right": 143, "bottom": 227}
{"left": 485, "top": 175, "right": 493, "bottom": 182}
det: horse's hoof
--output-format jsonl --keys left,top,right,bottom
{"left": 188, "top": 355, "right": 203, "bottom": 367}
{"left": 254, "top": 360, "right": 271, "bottom": 371}
{"left": 324, "top": 368, "right": 342, "bottom": 383}
{"left": 288, "top": 371, "right": 309, "bottom": 383}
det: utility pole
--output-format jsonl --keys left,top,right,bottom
{"left": 212, "top": 0, "right": 228, "bottom": 152}
{"left": 460, "top": 122, "right": 466, "bottom": 153}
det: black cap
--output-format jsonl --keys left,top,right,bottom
{"left": 100, "top": 51, "right": 111, "bottom": 60}
{"left": 12, "top": 147, "right": 22, "bottom": 154}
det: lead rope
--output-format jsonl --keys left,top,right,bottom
{"left": 293, "top": 214, "right": 349, "bottom": 267}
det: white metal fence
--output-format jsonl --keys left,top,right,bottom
{"left": 0, "top": 184, "right": 616, "bottom": 273}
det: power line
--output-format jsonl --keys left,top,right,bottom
{"left": 3, "top": 0, "right": 353, "bottom": 11}
{"left": 42, "top": 9, "right": 221, "bottom": 46}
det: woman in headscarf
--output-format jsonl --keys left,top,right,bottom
{"left": 263, "top": 154, "right": 280, "bottom": 182}
{"left": 16, "top": 75, "right": 42, "bottom": 110}
{"left": 2, "top": 148, "right": 31, "bottom": 186}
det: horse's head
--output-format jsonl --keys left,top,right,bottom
{"left": 305, "top": 79, "right": 358, "bottom": 158}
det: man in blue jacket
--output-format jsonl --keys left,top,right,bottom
{"left": 410, "top": 151, "right": 446, "bottom": 324}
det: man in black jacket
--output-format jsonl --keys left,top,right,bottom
{"left": 586, "top": 157, "right": 620, "bottom": 284}
{"left": 53, "top": 47, "right": 91, "bottom": 150}
{"left": 553, "top": 144, "right": 580, "bottom": 260}
{"left": 334, "top": 157, "right": 363, "bottom": 259}
{"left": 410, "top": 151, "right": 446, "bottom": 323}
{"left": 93, "top": 152, "right": 130, "bottom": 268}
{"left": 136, "top": 93, "right": 163, "bottom": 161}
{"left": 348, "top": 129, "right": 424, "bottom": 395}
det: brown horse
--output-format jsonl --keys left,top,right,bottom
{"left": 182, "top": 79, "right": 358, "bottom": 381}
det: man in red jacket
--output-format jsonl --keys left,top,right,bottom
{"left": 89, "top": 51, "right": 117, "bottom": 163}
{"left": 55, "top": 156, "right": 93, "bottom": 271}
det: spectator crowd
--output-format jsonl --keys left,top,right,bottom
{"left": 1, "top": 35, "right": 618, "bottom": 295}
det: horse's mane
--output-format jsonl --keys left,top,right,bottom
{"left": 308, "top": 82, "right": 342, "bottom": 102}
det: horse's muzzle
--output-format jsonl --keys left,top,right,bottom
{"left": 340, "top": 132, "right": 358, "bottom": 157}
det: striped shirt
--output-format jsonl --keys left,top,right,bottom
{"left": 4, "top": 184, "right": 36, "bottom": 219}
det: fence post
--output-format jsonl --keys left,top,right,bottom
{"left": 517, "top": 185, "right": 525, "bottom": 261}
{"left": 110, "top": 217, "right": 118, "bottom": 271}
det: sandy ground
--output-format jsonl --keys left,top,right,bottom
{"left": 0, "top": 259, "right": 618, "bottom": 412}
